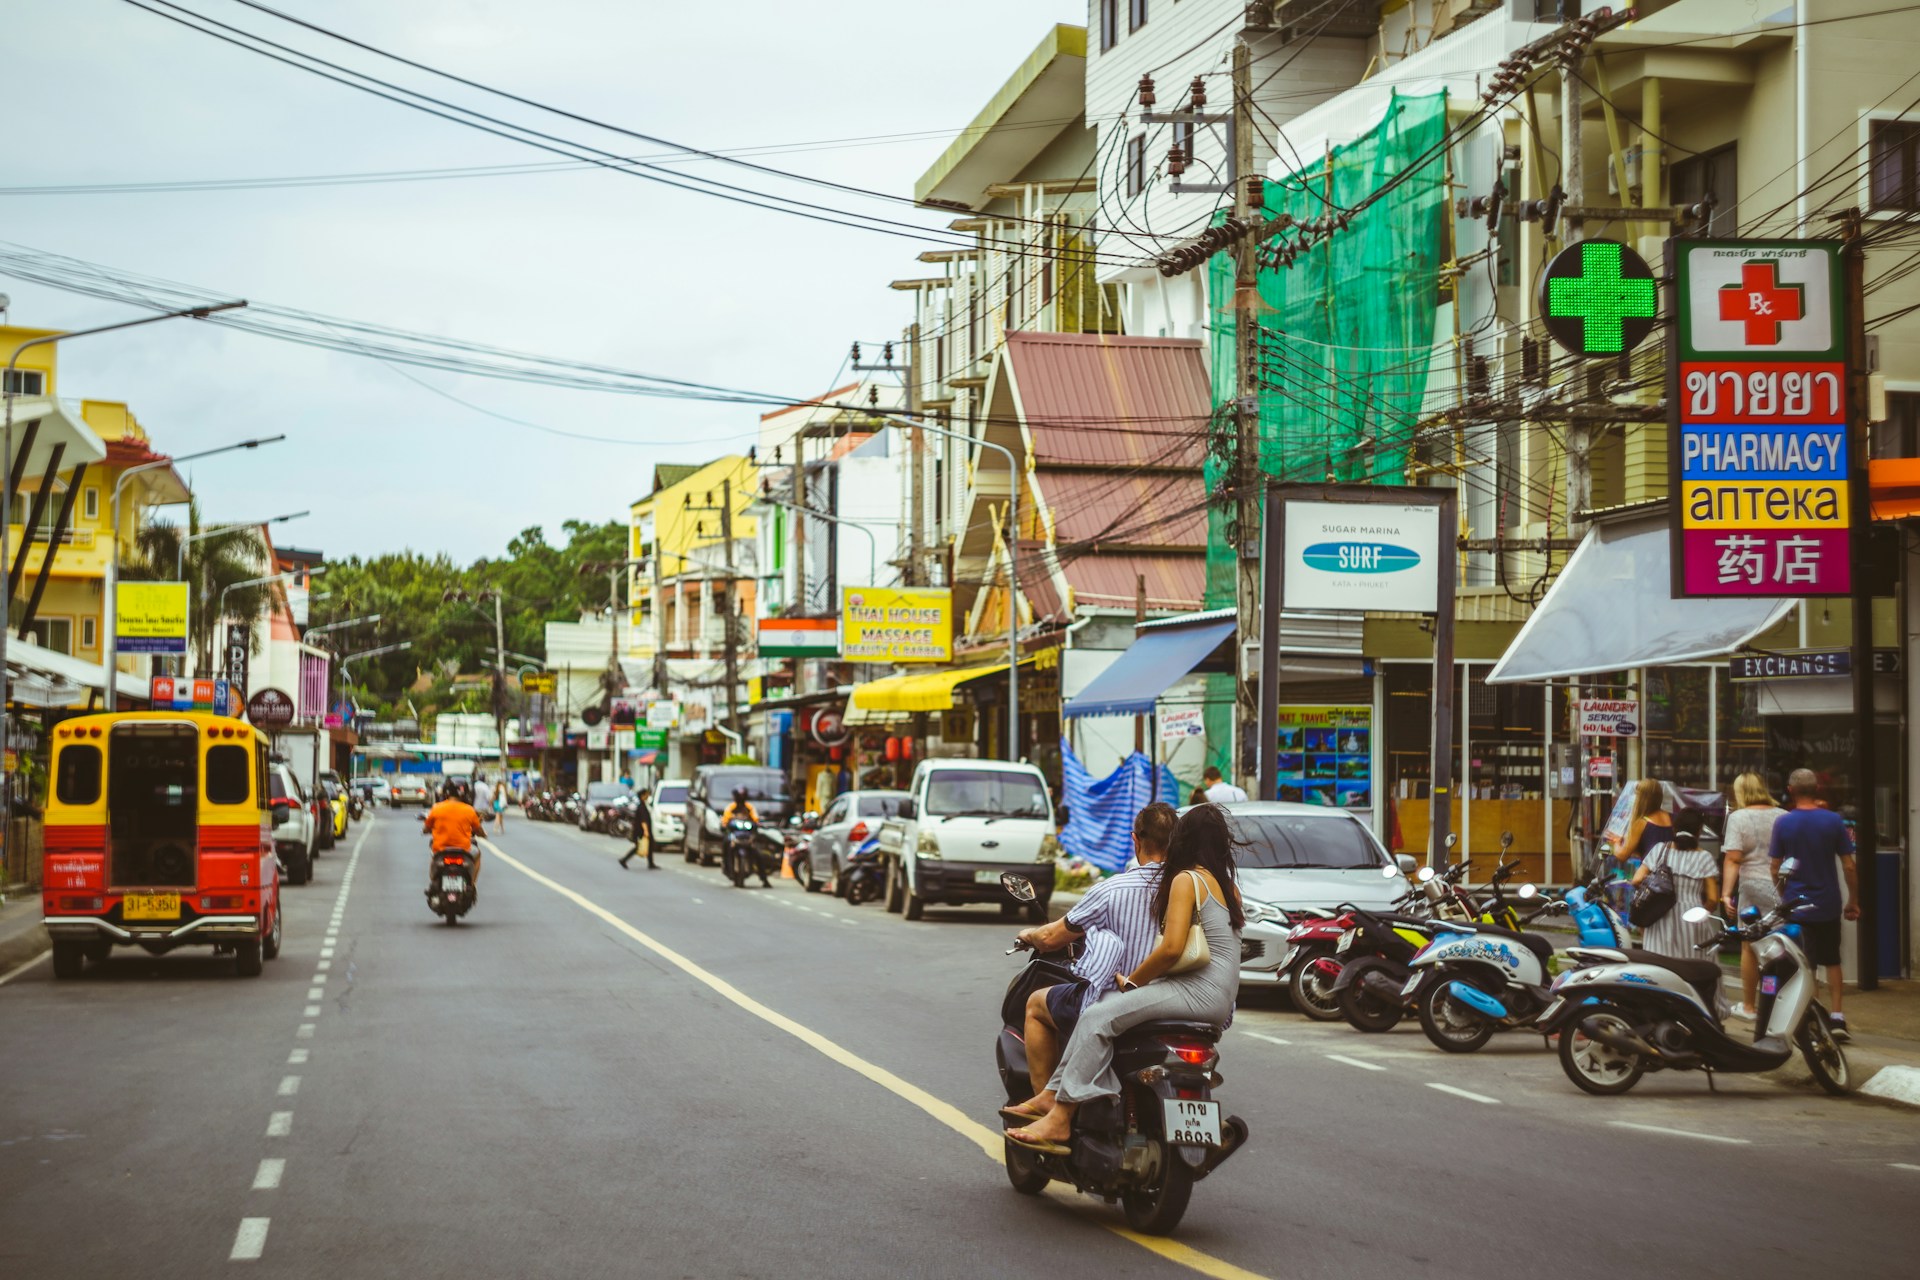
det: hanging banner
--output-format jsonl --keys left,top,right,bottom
{"left": 1577, "top": 697, "right": 1641, "bottom": 737}
{"left": 1670, "top": 239, "right": 1851, "bottom": 598}
{"left": 1282, "top": 501, "right": 1442, "bottom": 613}
{"left": 1159, "top": 706, "right": 1205, "bottom": 742}
{"left": 841, "top": 587, "right": 952, "bottom": 663}
{"left": 116, "top": 582, "right": 189, "bottom": 654}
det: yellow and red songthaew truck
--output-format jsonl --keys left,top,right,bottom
{"left": 41, "top": 711, "right": 283, "bottom": 978}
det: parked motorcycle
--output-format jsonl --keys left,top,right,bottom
{"left": 994, "top": 873, "right": 1248, "bottom": 1236}
{"left": 842, "top": 835, "right": 886, "bottom": 905}
{"left": 606, "top": 795, "right": 637, "bottom": 841}
{"left": 721, "top": 817, "right": 778, "bottom": 888}
{"left": 347, "top": 792, "right": 366, "bottom": 821}
{"left": 1538, "top": 869, "right": 1851, "bottom": 1096}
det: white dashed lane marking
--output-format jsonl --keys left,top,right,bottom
{"left": 265, "top": 1112, "right": 292, "bottom": 1138}
{"left": 1325, "top": 1054, "right": 1388, "bottom": 1072}
{"left": 1426, "top": 1082, "right": 1500, "bottom": 1105}
{"left": 287, "top": 1049, "right": 308, "bottom": 1065}
{"left": 277, "top": 1076, "right": 300, "bottom": 1097}
{"left": 1243, "top": 1032, "right": 1292, "bottom": 1047}
{"left": 1608, "top": 1120, "right": 1749, "bottom": 1145}
{"left": 230, "top": 1218, "right": 270, "bottom": 1260}
{"left": 252, "top": 1158, "right": 284, "bottom": 1190}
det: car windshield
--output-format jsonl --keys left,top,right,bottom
{"left": 922, "top": 770, "right": 1047, "bottom": 818}
{"left": 703, "top": 770, "right": 788, "bottom": 811}
{"left": 1231, "top": 814, "right": 1386, "bottom": 870}
{"left": 859, "top": 795, "right": 905, "bottom": 817}
{"left": 655, "top": 784, "right": 688, "bottom": 805}
{"left": 585, "top": 782, "right": 629, "bottom": 802}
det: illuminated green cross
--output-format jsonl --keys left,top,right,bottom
{"left": 1546, "top": 241, "right": 1658, "bottom": 353}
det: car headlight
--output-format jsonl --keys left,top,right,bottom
{"left": 916, "top": 830, "right": 942, "bottom": 859}
{"left": 1243, "top": 898, "right": 1284, "bottom": 926}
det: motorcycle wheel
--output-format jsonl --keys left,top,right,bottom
{"left": 1417, "top": 980, "right": 1496, "bottom": 1053}
{"left": 1797, "top": 1006, "right": 1852, "bottom": 1096}
{"left": 1004, "top": 1137, "right": 1049, "bottom": 1195}
{"left": 1286, "top": 950, "right": 1344, "bottom": 1021}
{"left": 1338, "top": 973, "right": 1404, "bottom": 1033}
{"left": 1121, "top": 1148, "right": 1194, "bottom": 1235}
{"left": 1558, "top": 1002, "right": 1645, "bottom": 1095}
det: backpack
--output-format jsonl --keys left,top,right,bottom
{"left": 1628, "top": 845, "right": 1678, "bottom": 928}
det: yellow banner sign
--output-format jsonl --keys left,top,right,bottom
{"left": 1680, "top": 480, "right": 1848, "bottom": 528}
{"left": 116, "top": 581, "right": 190, "bottom": 653}
{"left": 841, "top": 586, "right": 952, "bottom": 664}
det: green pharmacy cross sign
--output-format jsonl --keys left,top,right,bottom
{"left": 1540, "top": 239, "right": 1658, "bottom": 358}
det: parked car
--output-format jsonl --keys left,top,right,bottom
{"left": 319, "top": 772, "right": 349, "bottom": 840}
{"left": 685, "top": 766, "right": 793, "bottom": 865}
{"left": 1214, "top": 802, "right": 1414, "bottom": 990}
{"left": 269, "top": 763, "right": 320, "bottom": 886}
{"left": 649, "top": 780, "right": 688, "bottom": 848}
{"left": 389, "top": 776, "right": 433, "bottom": 808}
{"left": 356, "top": 776, "right": 389, "bottom": 805}
{"left": 580, "top": 781, "right": 633, "bottom": 834}
{"left": 876, "top": 760, "right": 1056, "bottom": 922}
{"left": 799, "top": 789, "right": 908, "bottom": 895}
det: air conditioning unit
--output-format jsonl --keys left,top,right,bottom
{"left": 1605, "top": 144, "right": 1644, "bottom": 197}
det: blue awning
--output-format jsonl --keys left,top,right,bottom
{"left": 1063, "top": 618, "right": 1236, "bottom": 719}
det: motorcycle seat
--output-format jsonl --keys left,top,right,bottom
{"left": 1129, "top": 1020, "right": 1221, "bottom": 1042}
{"left": 1621, "top": 949, "right": 1723, "bottom": 1001}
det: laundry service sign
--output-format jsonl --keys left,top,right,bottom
{"left": 1283, "top": 501, "right": 1441, "bottom": 613}
{"left": 1671, "top": 239, "right": 1850, "bottom": 598}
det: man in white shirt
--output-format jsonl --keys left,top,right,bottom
{"left": 472, "top": 777, "right": 494, "bottom": 816}
{"left": 1203, "top": 766, "right": 1247, "bottom": 804}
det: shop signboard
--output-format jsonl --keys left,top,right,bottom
{"left": 1274, "top": 705, "right": 1371, "bottom": 809}
{"left": 1670, "top": 239, "right": 1850, "bottom": 598}
{"left": 1588, "top": 755, "right": 1615, "bottom": 781}
{"left": 227, "top": 623, "right": 250, "bottom": 700}
{"left": 635, "top": 728, "right": 669, "bottom": 749}
{"left": 1281, "top": 501, "right": 1442, "bottom": 613}
{"left": 840, "top": 587, "right": 952, "bottom": 663}
{"left": 1576, "top": 698, "right": 1640, "bottom": 738}
{"left": 520, "top": 671, "right": 556, "bottom": 695}
{"left": 646, "top": 701, "right": 680, "bottom": 730}
{"left": 809, "top": 706, "right": 850, "bottom": 748}
{"left": 1728, "top": 648, "right": 1899, "bottom": 680}
{"left": 116, "top": 582, "right": 189, "bottom": 654}
{"left": 1540, "top": 239, "right": 1659, "bottom": 358}
{"left": 585, "top": 724, "right": 609, "bottom": 750}
{"left": 1160, "top": 707, "right": 1205, "bottom": 742}
{"left": 247, "top": 687, "right": 296, "bottom": 729}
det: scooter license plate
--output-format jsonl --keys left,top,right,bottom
{"left": 1336, "top": 930, "right": 1356, "bottom": 953}
{"left": 1400, "top": 974, "right": 1422, "bottom": 997}
{"left": 440, "top": 875, "right": 464, "bottom": 891}
{"left": 1161, "top": 1099, "right": 1221, "bottom": 1148}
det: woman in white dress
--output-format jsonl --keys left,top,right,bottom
{"left": 1719, "top": 772, "right": 1782, "bottom": 1020}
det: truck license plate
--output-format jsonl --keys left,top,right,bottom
{"left": 1162, "top": 1099, "right": 1221, "bottom": 1147}
{"left": 975, "top": 870, "right": 1001, "bottom": 883}
{"left": 123, "top": 892, "right": 180, "bottom": 921}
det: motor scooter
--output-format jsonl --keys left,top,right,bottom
{"left": 841, "top": 835, "right": 886, "bottom": 905}
{"left": 1537, "top": 865, "right": 1851, "bottom": 1096}
{"left": 993, "top": 873, "right": 1248, "bottom": 1236}
{"left": 427, "top": 845, "right": 477, "bottom": 924}
{"left": 721, "top": 817, "right": 778, "bottom": 888}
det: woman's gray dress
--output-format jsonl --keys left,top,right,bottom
{"left": 1053, "top": 872, "right": 1241, "bottom": 1105}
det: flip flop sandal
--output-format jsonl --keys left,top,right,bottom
{"left": 999, "top": 1104, "right": 1046, "bottom": 1123}
{"left": 1005, "top": 1130, "right": 1070, "bottom": 1156}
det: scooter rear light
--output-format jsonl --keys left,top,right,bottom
{"left": 1160, "top": 1038, "right": 1217, "bottom": 1067}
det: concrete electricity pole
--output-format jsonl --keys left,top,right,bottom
{"left": 1230, "top": 38, "right": 1261, "bottom": 790}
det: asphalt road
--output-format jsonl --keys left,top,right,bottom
{"left": 4, "top": 810, "right": 1918, "bottom": 1280}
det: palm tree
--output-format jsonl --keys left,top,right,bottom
{"left": 129, "top": 499, "right": 273, "bottom": 675}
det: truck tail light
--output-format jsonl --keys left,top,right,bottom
{"left": 59, "top": 896, "right": 105, "bottom": 912}
{"left": 200, "top": 895, "right": 245, "bottom": 911}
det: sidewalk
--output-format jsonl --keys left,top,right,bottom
{"left": 0, "top": 888, "right": 49, "bottom": 976}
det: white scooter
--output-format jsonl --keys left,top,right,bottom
{"left": 1536, "top": 863, "right": 1850, "bottom": 1097}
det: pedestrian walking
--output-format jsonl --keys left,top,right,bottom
{"left": 1630, "top": 809, "right": 1721, "bottom": 963}
{"left": 619, "top": 788, "right": 657, "bottom": 870}
{"left": 1770, "top": 768, "right": 1860, "bottom": 1042}
{"left": 1720, "top": 771, "right": 1783, "bottom": 1020}
{"left": 491, "top": 781, "right": 508, "bottom": 833}
{"left": 1610, "top": 778, "right": 1673, "bottom": 868}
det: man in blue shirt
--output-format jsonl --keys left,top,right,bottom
{"left": 1770, "top": 768, "right": 1859, "bottom": 1041}
{"left": 1002, "top": 803, "right": 1173, "bottom": 1119}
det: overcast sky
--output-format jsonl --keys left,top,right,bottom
{"left": 2, "top": 0, "right": 1082, "bottom": 560}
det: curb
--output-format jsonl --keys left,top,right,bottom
{"left": 1860, "top": 1064, "right": 1920, "bottom": 1108}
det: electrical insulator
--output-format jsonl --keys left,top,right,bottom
{"left": 1138, "top": 74, "right": 1156, "bottom": 109}
{"left": 850, "top": 342, "right": 861, "bottom": 363}
{"left": 868, "top": 386, "right": 879, "bottom": 406}
{"left": 1247, "top": 176, "right": 1265, "bottom": 209}
{"left": 1167, "top": 144, "right": 1188, "bottom": 177}
{"left": 882, "top": 341, "right": 893, "bottom": 362}
{"left": 1189, "top": 76, "right": 1207, "bottom": 110}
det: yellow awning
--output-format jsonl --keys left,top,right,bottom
{"left": 850, "top": 661, "right": 1013, "bottom": 713}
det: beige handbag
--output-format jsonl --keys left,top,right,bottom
{"left": 1165, "top": 870, "right": 1213, "bottom": 975}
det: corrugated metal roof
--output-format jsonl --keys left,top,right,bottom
{"left": 1003, "top": 331, "right": 1210, "bottom": 469}
{"left": 1060, "top": 553, "right": 1206, "bottom": 614}
{"left": 1038, "top": 469, "right": 1207, "bottom": 546}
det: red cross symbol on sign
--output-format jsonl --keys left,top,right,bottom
{"left": 1718, "top": 261, "right": 1804, "bottom": 346}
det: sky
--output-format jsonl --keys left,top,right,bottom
{"left": 2, "top": 0, "right": 1084, "bottom": 560}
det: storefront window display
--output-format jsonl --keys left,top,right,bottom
{"left": 1275, "top": 705, "right": 1371, "bottom": 810}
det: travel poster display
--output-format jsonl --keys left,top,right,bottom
{"left": 1275, "top": 705, "right": 1372, "bottom": 810}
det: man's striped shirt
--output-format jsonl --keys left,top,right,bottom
{"left": 1064, "top": 862, "right": 1164, "bottom": 1013}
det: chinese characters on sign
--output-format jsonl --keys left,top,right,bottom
{"left": 1670, "top": 241, "right": 1851, "bottom": 598}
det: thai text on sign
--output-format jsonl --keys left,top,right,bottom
{"left": 1669, "top": 240, "right": 1850, "bottom": 598}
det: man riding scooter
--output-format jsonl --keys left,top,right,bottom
{"left": 423, "top": 780, "right": 487, "bottom": 901}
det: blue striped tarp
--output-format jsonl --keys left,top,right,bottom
{"left": 1059, "top": 738, "right": 1184, "bottom": 873}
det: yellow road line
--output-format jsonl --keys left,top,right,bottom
{"left": 481, "top": 839, "right": 1266, "bottom": 1280}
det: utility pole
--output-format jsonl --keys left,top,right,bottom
{"left": 1230, "top": 37, "right": 1261, "bottom": 790}
{"left": 719, "top": 477, "right": 742, "bottom": 741}
{"left": 1560, "top": 47, "right": 1592, "bottom": 535}
{"left": 906, "top": 323, "right": 924, "bottom": 586}
{"left": 1134, "top": 572, "right": 1147, "bottom": 758}
{"left": 1842, "top": 210, "right": 1880, "bottom": 989}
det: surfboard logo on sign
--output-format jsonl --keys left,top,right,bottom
{"left": 1301, "top": 542, "right": 1420, "bottom": 575}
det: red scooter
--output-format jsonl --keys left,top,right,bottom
{"left": 1285, "top": 853, "right": 1478, "bottom": 1020}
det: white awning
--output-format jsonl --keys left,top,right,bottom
{"left": 1486, "top": 512, "right": 1794, "bottom": 684}
{"left": 4, "top": 635, "right": 148, "bottom": 702}
{"left": 2, "top": 396, "right": 109, "bottom": 477}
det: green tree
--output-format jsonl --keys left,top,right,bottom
{"left": 130, "top": 500, "right": 273, "bottom": 674}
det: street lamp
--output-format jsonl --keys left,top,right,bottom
{"left": 176, "top": 510, "right": 310, "bottom": 579}
{"left": 213, "top": 564, "right": 324, "bottom": 682}
{"left": 104, "top": 435, "right": 288, "bottom": 709}
{"left": 756, "top": 487, "right": 879, "bottom": 586}
{"left": 304, "top": 613, "right": 382, "bottom": 648}
{"left": 3, "top": 300, "right": 246, "bottom": 743}
{"left": 443, "top": 587, "right": 510, "bottom": 775}
{"left": 339, "top": 640, "right": 413, "bottom": 689}
{"left": 862, "top": 409, "right": 1021, "bottom": 762}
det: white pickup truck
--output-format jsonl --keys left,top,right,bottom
{"left": 876, "top": 758, "right": 1058, "bottom": 923}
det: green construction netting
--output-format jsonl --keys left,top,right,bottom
{"left": 1200, "top": 90, "right": 1449, "bottom": 771}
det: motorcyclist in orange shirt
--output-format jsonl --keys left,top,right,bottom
{"left": 423, "top": 780, "right": 487, "bottom": 896}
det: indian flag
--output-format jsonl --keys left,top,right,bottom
{"left": 758, "top": 617, "right": 839, "bottom": 658}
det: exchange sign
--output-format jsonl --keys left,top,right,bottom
{"left": 1541, "top": 239, "right": 1658, "bottom": 358}
{"left": 1670, "top": 240, "right": 1850, "bottom": 597}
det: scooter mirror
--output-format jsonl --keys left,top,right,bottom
{"left": 1395, "top": 854, "right": 1418, "bottom": 875}
{"left": 1445, "top": 833, "right": 1459, "bottom": 849}
{"left": 1416, "top": 866, "right": 1437, "bottom": 883}
{"left": 1681, "top": 905, "right": 1712, "bottom": 923}
{"left": 1517, "top": 883, "right": 1537, "bottom": 899}
{"left": 1500, "top": 830, "right": 1514, "bottom": 850}
{"left": 1000, "top": 872, "right": 1037, "bottom": 902}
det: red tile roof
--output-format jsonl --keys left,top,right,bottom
{"left": 1002, "top": 331, "right": 1210, "bottom": 468}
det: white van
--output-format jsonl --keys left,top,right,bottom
{"left": 877, "top": 759, "right": 1057, "bottom": 922}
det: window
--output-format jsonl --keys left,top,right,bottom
{"left": 25, "top": 618, "right": 72, "bottom": 655}
{"left": 206, "top": 745, "right": 252, "bottom": 804}
{"left": 1876, "top": 391, "right": 1920, "bottom": 460}
{"left": 83, "top": 487, "right": 99, "bottom": 521}
{"left": 1670, "top": 143, "right": 1738, "bottom": 237}
{"left": 1099, "top": 0, "right": 1117, "bottom": 51}
{"left": 2, "top": 370, "right": 45, "bottom": 396}
{"left": 1125, "top": 134, "right": 1146, "bottom": 198}
{"left": 922, "top": 769, "right": 1048, "bottom": 817}
{"left": 1870, "top": 118, "right": 1920, "bottom": 211}
{"left": 1230, "top": 813, "right": 1387, "bottom": 870}
{"left": 1130, "top": 0, "right": 1148, "bottom": 34}
{"left": 1173, "top": 118, "right": 1194, "bottom": 168}
{"left": 823, "top": 797, "right": 848, "bottom": 826}
{"left": 80, "top": 617, "right": 96, "bottom": 650}
{"left": 56, "top": 745, "right": 102, "bottom": 806}
{"left": 859, "top": 795, "right": 905, "bottom": 818}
